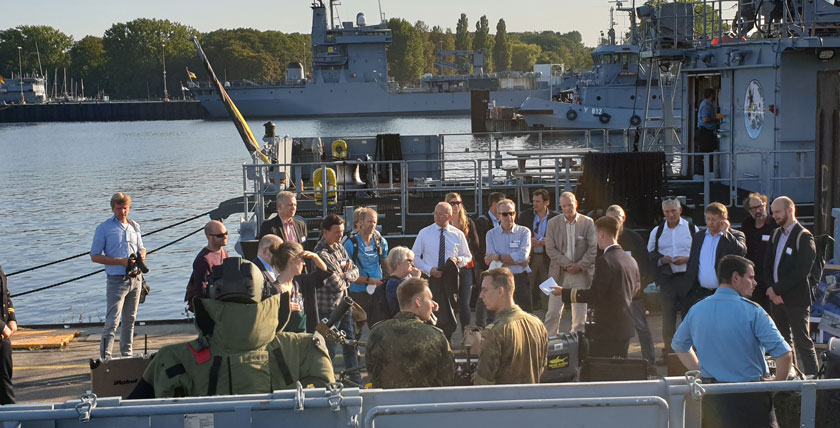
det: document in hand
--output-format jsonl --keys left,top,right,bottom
{"left": 540, "top": 277, "right": 558, "bottom": 296}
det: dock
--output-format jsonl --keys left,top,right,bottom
{"left": 0, "top": 100, "right": 207, "bottom": 123}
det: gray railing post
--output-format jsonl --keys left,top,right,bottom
{"left": 799, "top": 381, "right": 818, "bottom": 428}
{"left": 703, "top": 154, "right": 711, "bottom": 207}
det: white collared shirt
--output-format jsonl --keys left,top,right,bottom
{"left": 647, "top": 218, "right": 696, "bottom": 274}
{"left": 411, "top": 223, "right": 473, "bottom": 276}
{"left": 257, "top": 256, "right": 277, "bottom": 282}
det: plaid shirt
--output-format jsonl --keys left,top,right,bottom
{"left": 313, "top": 238, "right": 359, "bottom": 316}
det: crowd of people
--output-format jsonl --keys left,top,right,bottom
{"left": 81, "top": 187, "right": 823, "bottom": 425}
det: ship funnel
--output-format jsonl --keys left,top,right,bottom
{"left": 356, "top": 13, "right": 366, "bottom": 27}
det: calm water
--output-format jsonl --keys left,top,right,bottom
{"left": 0, "top": 116, "right": 562, "bottom": 325}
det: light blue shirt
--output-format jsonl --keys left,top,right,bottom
{"left": 697, "top": 230, "right": 722, "bottom": 289}
{"left": 672, "top": 287, "right": 791, "bottom": 382}
{"left": 90, "top": 217, "right": 145, "bottom": 276}
{"left": 697, "top": 99, "right": 717, "bottom": 131}
{"left": 344, "top": 232, "right": 389, "bottom": 293}
{"left": 485, "top": 224, "right": 532, "bottom": 274}
{"left": 488, "top": 211, "right": 500, "bottom": 228}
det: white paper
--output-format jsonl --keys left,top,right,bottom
{"left": 366, "top": 285, "right": 376, "bottom": 295}
{"left": 539, "top": 277, "right": 559, "bottom": 296}
{"left": 489, "top": 260, "right": 504, "bottom": 270}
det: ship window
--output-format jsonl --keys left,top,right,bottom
{"left": 630, "top": 54, "right": 639, "bottom": 66}
{"left": 596, "top": 96, "right": 601, "bottom": 101}
{"left": 652, "top": 95, "right": 657, "bottom": 99}
{"left": 630, "top": 95, "right": 635, "bottom": 100}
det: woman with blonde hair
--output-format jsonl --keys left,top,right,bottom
{"left": 445, "top": 192, "right": 479, "bottom": 329}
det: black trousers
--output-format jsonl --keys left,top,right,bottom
{"left": 659, "top": 273, "right": 690, "bottom": 355}
{"left": 694, "top": 127, "right": 718, "bottom": 174}
{"left": 702, "top": 389, "right": 777, "bottom": 428}
{"left": 589, "top": 337, "right": 631, "bottom": 359}
{"left": 513, "top": 272, "right": 533, "bottom": 313}
{"left": 771, "top": 303, "right": 819, "bottom": 376}
{"left": 0, "top": 338, "right": 13, "bottom": 404}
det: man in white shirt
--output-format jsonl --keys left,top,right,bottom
{"left": 544, "top": 192, "right": 597, "bottom": 335}
{"left": 647, "top": 198, "right": 698, "bottom": 363}
{"left": 412, "top": 202, "right": 473, "bottom": 337}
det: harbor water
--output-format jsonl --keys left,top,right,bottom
{"left": 0, "top": 117, "right": 565, "bottom": 325}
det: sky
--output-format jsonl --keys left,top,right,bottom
{"left": 0, "top": 0, "right": 633, "bottom": 47}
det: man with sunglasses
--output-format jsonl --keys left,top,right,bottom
{"left": 185, "top": 220, "right": 229, "bottom": 307}
{"left": 485, "top": 199, "right": 533, "bottom": 312}
{"left": 738, "top": 193, "right": 776, "bottom": 312}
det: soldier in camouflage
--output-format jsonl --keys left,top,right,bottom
{"left": 366, "top": 277, "right": 455, "bottom": 388}
{"left": 475, "top": 268, "right": 548, "bottom": 385}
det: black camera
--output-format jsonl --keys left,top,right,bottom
{"left": 126, "top": 253, "right": 149, "bottom": 277}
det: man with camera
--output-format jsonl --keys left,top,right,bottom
{"left": 91, "top": 192, "right": 147, "bottom": 360}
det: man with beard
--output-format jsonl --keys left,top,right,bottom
{"left": 766, "top": 196, "right": 819, "bottom": 376}
{"left": 739, "top": 193, "right": 776, "bottom": 311}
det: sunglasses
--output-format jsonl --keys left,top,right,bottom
{"left": 748, "top": 204, "right": 765, "bottom": 211}
{"left": 449, "top": 201, "right": 462, "bottom": 206}
{"left": 210, "top": 232, "right": 228, "bottom": 238}
{"left": 499, "top": 212, "right": 515, "bottom": 217}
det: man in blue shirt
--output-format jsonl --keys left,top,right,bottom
{"left": 485, "top": 199, "right": 533, "bottom": 312}
{"left": 90, "top": 192, "right": 146, "bottom": 360}
{"left": 694, "top": 88, "right": 721, "bottom": 175}
{"left": 673, "top": 255, "right": 791, "bottom": 428}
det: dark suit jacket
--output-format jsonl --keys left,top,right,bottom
{"left": 684, "top": 228, "right": 747, "bottom": 296}
{"left": 474, "top": 214, "right": 495, "bottom": 272}
{"left": 516, "top": 209, "right": 559, "bottom": 256}
{"left": 258, "top": 215, "right": 307, "bottom": 244}
{"left": 765, "top": 222, "right": 816, "bottom": 308}
{"left": 561, "top": 245, "right": 639, "bottom": 341}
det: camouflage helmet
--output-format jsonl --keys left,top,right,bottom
{"left": 207, "top": 257, "right": 262, "bottom": 303}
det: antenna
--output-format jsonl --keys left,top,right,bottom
{"left": 378, "top": 0, "right": 385, "bottom": 23}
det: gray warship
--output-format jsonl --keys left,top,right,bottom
{"left": 192, "top": 0, "right": 549, "bottom": 119}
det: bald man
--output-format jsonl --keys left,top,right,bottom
{"left": 253, "top": 234, "right": 283, "bottom": 299}
{"left": 185, "top": 220, "right": 229, "bottom": 306}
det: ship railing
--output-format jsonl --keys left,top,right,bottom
{"left": 662, "top": 148, "right": 815, "bottom": 208}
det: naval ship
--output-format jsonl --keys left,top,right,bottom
{"left": 192, "top": 0, "right": 549, "bottom": 119}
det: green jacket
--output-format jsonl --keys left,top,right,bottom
{"left": 143, "top": 294, "right": 334, "bottom": 397}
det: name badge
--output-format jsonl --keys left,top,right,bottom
{"left": 510, "top": 241, "right": 519, "bottom": 248}
{"left": 785, "top": 247, "right": 793, "bottom": 255}
{"left": 365, "top": 245, "right": 374, "bottom": 252}
{"left": 762, "top": 234, "right": 770, "bottom": 242}
{"left": 626, "top": 251, "right": 632, "bottom": 256}
{"left": 577, "top": 236, "right": 584, "bottom": 240}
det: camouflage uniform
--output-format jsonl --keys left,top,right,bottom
{"left": 365, "top": 312, "right": 455, "bottom": 388}
{"left": 475, "top": 305, "right": 548, "bottom": 385}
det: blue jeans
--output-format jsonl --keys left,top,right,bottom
{"left": 101, "top": 274, "right": 141, "bottom": 359}
{"left": 457, "top": 268, "right": 473, "bottom": 329}
{"left": 326, "top": 307, "right": 361, "bottom": 384}
{"left": 631, "top": 299, "right": 655, "bottom": 367}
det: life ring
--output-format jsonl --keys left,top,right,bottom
{"left": 566, "top": 109, "right": 578, "bottom": 121}
{"left": 332, "top": 139, "right": 348, "bottom": 160}
{"left": 629, "top": 114, "right": 642, "bottom": 126}
{"left": 599, "top": 113, "right": 611, "bottom": 124}
{"left": 312, "top": 167, "right": 338, "bottom": 205}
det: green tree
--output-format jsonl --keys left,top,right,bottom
{"left": 454, "top": 13, "right": 472, "bottom": 73}
{"left": 386, "top": 18, "right": 425, "bottom": 85}
{"left": 200, "top": 29, "right": 310, "bottom": 84}
{"left": 510, "top": 43, "right": 541, "bottom": 72}
{"left": 0, "top": 26, "right": 72, "bottom": 79}
{"left": 70, "top": 36, "right": 107, "bottom": 97}
{"left": 493, "top": 19, "right": 511, "bottom": 71}
{"left": 102, "top": 18, "right": 199, "bottom": 99}
{"left": 473, "top": 15, "right": 493, "bottom": 72}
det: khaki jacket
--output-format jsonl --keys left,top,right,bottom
{"left": 545, "top": 213, "right": 597, "bottom": 289}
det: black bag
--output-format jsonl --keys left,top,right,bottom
{"left": 139, "top": 276, "right": 150, "bottom": 304}
{"left": 580, "top": 357, "right": 648, "bottom": 382}
{"left": 366, "top": 285, "right": 391, "bottom": 327}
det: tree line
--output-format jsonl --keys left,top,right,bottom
{"left": 0, "top": 16, "right": 594, "bottom": 100}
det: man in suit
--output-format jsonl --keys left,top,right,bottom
{"left": 252, "top": 234, "right": 283, "bottom": 299}
{"left": 259, "top": 191, "right": 307, "bottom": 245}
{"left": 545, "top": 192, "right": 597, "bottom": 335}
{"left": 551, "top": 215, "right": 640, "bottom": 357}
{"left": 517, "top": 189, "right": 559, "bottom": 310}
{"left": 766, "top": 196, "right": 819, "bottom": 376}
{"left": 684, "top": 202, "right": 746, "bottom": 309}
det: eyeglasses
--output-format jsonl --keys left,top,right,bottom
{"left": 449, "top": 201, "right": 462, "bottom": 206}
{"left": 748, "top": 204, "right": 765, "bottom": 211}
{"left": 499, "top": 212, "right": 515, "bottom": 217}
{"left": 210, "top": 232, "right": 228, "bottom": 238}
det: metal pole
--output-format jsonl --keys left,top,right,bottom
{"left": 17, "top": 46, "right": 23, "bottom": 103}
{"left": 162, "top": 43, "right": 169, "bottom": 102}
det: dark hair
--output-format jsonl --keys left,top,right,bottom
{"left": 717, "top": 255, "right": 754, "bottom": 285}
{"left": 269, "top": 241, "right": 303, "bottom": 272}
{"left": 488, "top": 192, "right": 507, "bottom": 206}
{"left": 532, "top": 189, "right": 550, "bottom": 202}
{"left": 397, "top": 277, "right": 429, "bottom": 310}
{"left": 320, "top": 214, "right": 345, "bottom": 231}
{"left": 480, "top": 267, "right": 515, "bottom": 294}
{"left": 742, "top": 193, "right": 768, "bottom": 214}
{"left": 703, "top": 88, "right": 715, "bottom": 99}
{"left": 595, "top": 215, "right": 620, "bottom": 239}
{"left": 704, "top": 202, "right": 728, "bottom": 219}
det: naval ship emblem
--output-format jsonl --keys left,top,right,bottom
{"left": 744, "top": 79, "right": 765, "bottom": 139}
